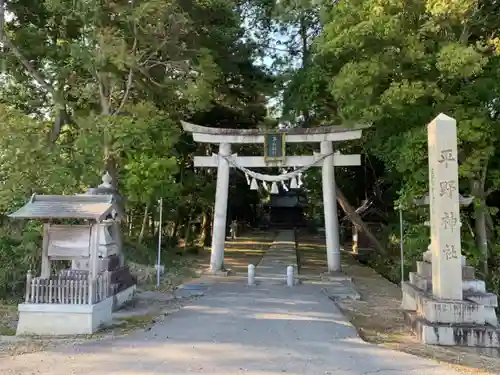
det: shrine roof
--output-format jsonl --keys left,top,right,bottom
{"left": 8, "top": 194, "right": 118, "bottom": 221}
{"left": 181, "top": 121, "right": 370, "bottom": 136}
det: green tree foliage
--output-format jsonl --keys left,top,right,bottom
{"left": 275, "top": 0, "right": 500, "bottom": 288}
{"left": 0, "top": 0, "right": 273, "bottom": 298}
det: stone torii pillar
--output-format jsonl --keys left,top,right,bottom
{"left": 211, "top": 142, "right": 231, "bottom": 271}
{"left": 321, "top": 140, "right": 340, "bottom": 271}
{"left": 181, "top": 121, "right": 369, "bottom": 273}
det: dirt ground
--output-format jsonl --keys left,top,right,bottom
{"left": 191, "top": 229, "right": 276, "bottom": 274}
{"left": 297, "top": 232, "right": 500, "bottom": 375}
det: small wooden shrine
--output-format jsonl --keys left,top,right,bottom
{"left": 9, "top": 173, "right": 136, "bottom": 336}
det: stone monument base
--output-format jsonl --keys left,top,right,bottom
{"left": 17, "top": 285, "right": 136, "bottom": 336}
{"left": 203, "top": 268, "right": 233, "bottom": 277}
{"left": 320, "top": 271, "right": 352, "bottom": 282}
{"left": 402, "top": 254, "right": 500, "bottom": 347}
{"left": 404, "top": 310, "right": 500, "bottom": 347}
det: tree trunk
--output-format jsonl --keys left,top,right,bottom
{"left": 184, "top": 220, "right": 192, "bottom": 247}
{"left": 149, "top": 200, "right": 157, "bottom": 238}
{"left": 475, "top": 206, "right": 488, "bottom": 276}
{"left": 299, "top": 15, "right": 312, "bottom": 127}
{"left": 198, "top": 211, "right": 211, "bottom": 246}
{"left": 128, "top": 211, "right": 134, "bottom": 236}
{"left": 150, "top": 209, "right": 156, "bottom": 238}
{"left": 171, "top": 216, "right": 180, "bottom": 244}
{"left": 470, "top": 179, "right": 489, "bottom": 276}
{"left": 336, "top": 184, "right": 387, "bottom": 255}
{"left": 486, "top": 211, "right": 496, "bottom": 240}
{"left": 137, "top": 203, "right": 149, "bottom": 245}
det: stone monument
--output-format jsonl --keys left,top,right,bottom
{"left": 402, "top": 113, "right": 500, "bottom": 347}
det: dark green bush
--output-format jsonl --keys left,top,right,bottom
{"left": 0, "top": 223, "right": 42, "bottom": 300}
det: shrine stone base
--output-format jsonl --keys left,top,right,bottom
{"left": 404, "top": 310, "right": 500, "bottom": 347}
{"left": 402, "top": 255, "right": 500, "bottom": 347}
{"left": 16, "top": 285, "right": 136, "bottom": 336}
{"left": 320, "top": 271, "right": 352, "bottom": 282}
{"left": 203, "top": 268, "right": 233, "bottom": 277}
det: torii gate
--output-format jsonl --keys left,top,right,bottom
{"left": 181, "top": 121, "right": 369, "bottom": 274}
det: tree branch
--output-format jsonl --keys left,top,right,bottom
{"left": 113, "top": 67, "right": 134, "bottom": 115}
{"left": 0, "top": 0, "right": 4, "bottom": 70}
{"left": 3, "top": 35, "right": 73, "bottom": 144}
{"left": 485, "top": 186, "right": 496, "bottom": 197}
{"left": 3, "top": 38, "right": 56, "bottom": 96}
{"left": 97, "top": 71, "right": 110, "bottom": 115}
{"left": 113, "top": 0, "right": 138, "bottom": 116}
{"left": 336, "top": 185, "right": 388, "bottom": 255}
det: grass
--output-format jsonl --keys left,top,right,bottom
{"left": 296, "top": 231, "right": 500, "bottom": 375}
{"left": 0, "top": 302, "right": 17, "bottom": 336}
{"left": 109, "top": 315, "right": 157, "bottom": 334}
{"left": 138, "top": 258, "right": 200, "bottom": 292}
{"left": 0, "top": 326, "right": 16, "bottom": 336}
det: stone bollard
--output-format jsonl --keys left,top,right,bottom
{"left": 248, "top": 264, "right": 255, "bottom": 286}
{"left": 286, "top": 265, "right": 294, "bottom": 287}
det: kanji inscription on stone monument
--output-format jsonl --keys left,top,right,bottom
{"left": 438, "top": 149, "right": 456, "bottom": 167}
{"left": 443, "top": 244, "right": 459, "bottom": 260}
{"left": 441, "top": 212, "right": 458, "bottom": 232}
{"left": 428, "top": 114, "right": 463, "bottom": 300}
{"left": 439, "top": 180, "right": 457, "bottom": 198}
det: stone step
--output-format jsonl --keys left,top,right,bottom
{"left": 416, "top": 261, "right": 432, "bottom": 278}
{"left": 404, "top": 310, "right": 500, "bottom": 347}
{"left": 464, "top": 292, "right": 499, "bottom": 327}
{"left": 463, "top": 266, "right": 475, "bottom": 279}
{"left": 463, "top": 279, "right": 487, "bottom": 293}
{"left": 423, "top": 251, "right": 466, "bottom": 266}
{"left": 464, "top": 291, "right": 498, "bottom": 308}
{"left": 409, "top": 272, "right": 486, "bottom": 294}
{"left": 401, "top": 282, "right": 486, "bottom": 325}
{"left": 416, "top": 261, "right": 475, "bottom": 280}
{"left": 321, "top": 282, "right": 361, "bottom": 301}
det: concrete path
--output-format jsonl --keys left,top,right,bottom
{"left": 0, "top": 282, "right": 463, "bottom": 374}
{"left": 255, "top": 230, "right": 297, "bottom": 283}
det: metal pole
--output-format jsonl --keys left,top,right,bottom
{"left": 156, "top": 198, "right": 163, "bottom": 288}
{"left": 399, "top": 206, "right": 404, "bottom": 284}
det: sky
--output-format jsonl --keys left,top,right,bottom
{"left": 242, "top": 17, "right": 300, "bottom": 121}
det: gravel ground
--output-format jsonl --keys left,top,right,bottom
{"left": 0, "top": 287, "right": 201, "bottom": 359}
